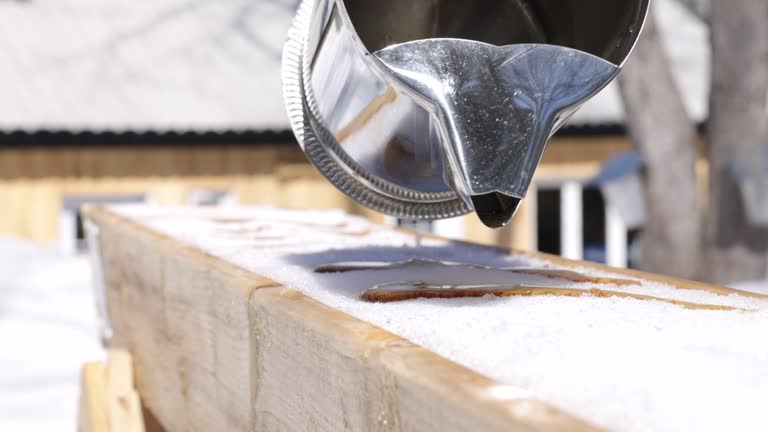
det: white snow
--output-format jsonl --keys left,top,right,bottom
{"left": 0, "top": 0, "right": 298, "bottom": 131}
{"left": 0, "top": 237, "right": 103, "bottom": 432}
{"left": 0, "top": 0, "right": 708, "bottom": 130}
{"left": 112, "top": 205, "right": 768, "bottom": 432}
{"left": 731, "top": 280, "right": 768, "bottom": 296}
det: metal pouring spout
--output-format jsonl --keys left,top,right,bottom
{"left": 282, "top": 0, "right": 650, "bottom": 228}
{"left": 376, "top": 41, "right": 621, "bottom": 227}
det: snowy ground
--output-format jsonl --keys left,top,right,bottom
{"left": 0, "top": 236, "right": 103, "bottom": 432}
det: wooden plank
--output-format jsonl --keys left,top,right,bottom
{"left": 84, "top": 205, "right": 601, "bottom": 432}
{"left": 79, "top": 362, "right": 109, "bottom": 432}
{"left": 79, "top": 350, "right": 148, "bottom": 432}
{"left": 0, "top": 172, "right": 346, "bottom": 242}
{"left": 106, "top": 350, "right": 145, "bottom": 432}
{"left": 0, "top": 146, "right": 288, "bottom": 179}
{"left": 275, "top": 163, "right": 355, "bottom": 211}
{"left": 0, "top": 180, "right": 60, "bottom": 242}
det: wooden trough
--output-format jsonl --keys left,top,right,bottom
{"left": 83, "top": 205, "right": 768, "bottom": 432}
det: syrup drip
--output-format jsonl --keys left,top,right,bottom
{"left": 361, "top": 282, "right": 749, "bottom": 311}
{"left": 471, "top": 193, "right": 521, "bottom": 228}
{"left": 313, "top": 259, "right": 639, "bottom": 286}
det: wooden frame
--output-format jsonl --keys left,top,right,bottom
{"left": 85, "top": 206, "right": 604, "bottom": 431}
{"left": 85, "top": 205, "right": 765, "bottom": 431}
{"left": 0, "top": 135, "right": 634, "bottom": 244}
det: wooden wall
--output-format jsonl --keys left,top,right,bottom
{"left": 0, "top": 136, "right": 636, "bottom": 248}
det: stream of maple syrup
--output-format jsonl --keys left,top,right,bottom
{"left": 360, "top": 282, "right": 747, "bottom": 311}
{"left": 313, "top": 259, "right": 748, "bottom": 311}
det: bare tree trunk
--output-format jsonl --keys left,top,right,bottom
{"left": 674, "top": 0, "right": 711, "bottom": 22}
{"left": 703, "top": 0, "right": 768, "bottom": 284}
{"left": 618, "top": 13, "right": 701, "bottom": 279}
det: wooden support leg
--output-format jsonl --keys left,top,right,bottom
{"left": 78, "top": 350, "right": 148, "bottom": 432}
{"left": 79, "top": 362, "right": 109, "bottom": 432}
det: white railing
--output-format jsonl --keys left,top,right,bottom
{"left": 604, "top": 202, "right": 629, "bottom": 268}
{"left": 364, "top": 178, "right": 632, "bottom": 268}
{"left": 559, "top": 181, "right": 584, "bottom": 261}
{"left": 543, "top": 179, "right": 629, "bottom": 268}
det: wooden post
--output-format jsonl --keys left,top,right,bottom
{"left": 605, "top": 203, "right": 629, "bottom": 268}
{"left": 560, "top": 181, "right": 584, "bottom": 260}
{"left": 432, "top": 216, "right": 465, "bottom": 240}
{"left": 79, "top": 362, "right": 109, "bottom": 432}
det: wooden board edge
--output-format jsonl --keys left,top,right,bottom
{"left": 250, "top": 286, "right": 601, "bottom": 432}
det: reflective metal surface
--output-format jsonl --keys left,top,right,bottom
{"left": 282, "top": 0, "right": 649, "bottom": 227}
{"left": 377, "top": 41, "right": 618, "bottom": 203}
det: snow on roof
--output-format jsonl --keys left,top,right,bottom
{"left": 0, "top": 0, "right": 707, "bottom": 132}
{"left": 0, "top": 0, "right": 299, "bottom": 132}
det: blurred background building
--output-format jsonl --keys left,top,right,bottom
{"left": 0, "top": 0, "right": 709, "bottom": 268}
{"left": 9, "top": 0, "right": 765, "bottom": 431}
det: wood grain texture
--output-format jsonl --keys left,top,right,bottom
{"left": 106, "top": 350, "right": 146, "bottom": 432}
{"left": 79, "top": 362, "right": 109, "bottom": 432}
{"left": 79, "top": 350, "right": 147, "bottom": 432}
{"left": 85, "top": 206, "right": 602, "bottom": 432}
{"left": 0, "top": 136, "right": 638, "bottom": 244}
{"left": 0, "top": 146, "right": 283, "bottom": 179}
{"left": 0, "top": 135, "right": 709, "bottom": 250}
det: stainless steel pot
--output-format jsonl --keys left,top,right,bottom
{"left": 282, "top": 0, "right": 649, "bottom": 227}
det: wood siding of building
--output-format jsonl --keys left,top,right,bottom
{"left": 0, "top": 136, "right": 648, "bottom": 249}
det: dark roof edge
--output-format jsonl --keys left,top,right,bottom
{"left": 557, "top": 123, "right": 628, "bottom": 137}
{"left": 0, "top": 129, "right": 298, "bottom": 148}
{"left": 557, "top": 121, "right": 708, "bottom": 138}
{"left": 0, "top": 122, "right": 707, "bottom": 148}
